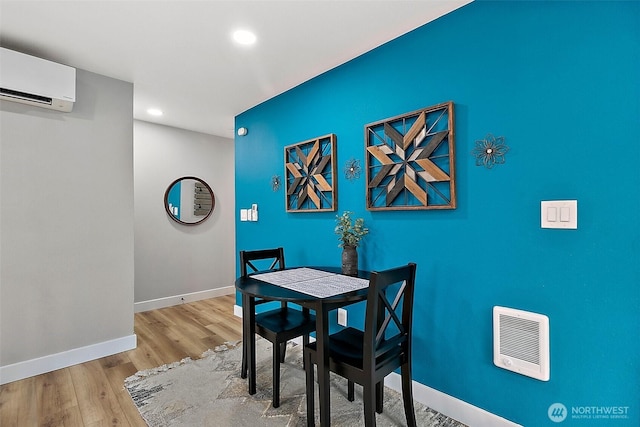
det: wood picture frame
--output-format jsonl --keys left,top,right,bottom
{"left": 365, "top": 102, "right": 456, "bottom": 211}
{"left": 285, "top": 134, "right": 337, "bottom": 212}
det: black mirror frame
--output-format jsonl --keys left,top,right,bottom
{"left": 164, "top": 176, "right": 215, "bottom": 226}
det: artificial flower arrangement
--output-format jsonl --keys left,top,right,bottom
{"left": 334, "top": 211, "right": 369, "bottom": 248}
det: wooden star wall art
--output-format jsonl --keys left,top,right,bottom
{"left": 285, "top": 134, "right": 337, "bottom": 213}
{"left": 365, "top": 101, "right": 456, "bottom": 210}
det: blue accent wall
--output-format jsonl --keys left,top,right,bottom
{"left": 235, "top": 2, "right": 639, "bottom": 425}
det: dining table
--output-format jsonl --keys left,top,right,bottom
{"left": 235, "top": 266, "right": 371, "bottom": 427}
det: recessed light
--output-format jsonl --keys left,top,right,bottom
{"left": 233, "top": 29, "right": 256, "bottom": 46}
{"left": 147, "top": 108, "right": 163, "bottom": 116}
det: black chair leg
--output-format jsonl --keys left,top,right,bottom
{"left": 240, "top": 344, "right": 249, "bottom": 379}
{"left": 347, "top": 380, "right": 355, "bottom": 401}
{"left": 279, "top": 341, "right": 287, "bottom": 363}
{"left": 302, "top": 334, "right": 310, "bottom": 370}
{"left": 304, "top": 349, "right": 315, "bottom": 427}
{"left": 241, "top": 351, "right": 246, "bottom": 378}
{"left": 401, "top": 362, "right": 417, "bottom": 427}
{"left": 273, "top": 343, "right": 281, "bottom": 408}
{"left": 363, "top": 384, "right": 377, "bottom": 427}
{"left": 241, "top": 344, "right": 247, "bottom": 379}
{"left": 375, "top": 381, "right": 384, "bottom": 414}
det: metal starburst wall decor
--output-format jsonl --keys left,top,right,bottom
{"left": 271, "top": 175, "right": 281, "bottom": 192}
{"left": 471, "top": 134, "right": 509, "bottom": 169}
{"left": 344, "top": 158, "right": 361, "bottom": 181}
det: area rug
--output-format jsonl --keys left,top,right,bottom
{"left": 125, "top": 338, "right": 467, "bottom": 427}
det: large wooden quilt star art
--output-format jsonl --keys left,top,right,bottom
{"left": 365, "top": 102, "right": 456, "bottom": 210}
{"left": 285, "top": 134, "right": 337, "bottom": 212}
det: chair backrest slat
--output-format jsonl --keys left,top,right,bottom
{"left": 363, "top": 263, "right": 417, "bottom": 372}
{"left": 375, "top": 281, "right": 407, "bottom": 346}
{"left": 240, "top": 247, "right": 285, "bottom": 277}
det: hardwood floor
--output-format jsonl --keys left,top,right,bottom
{"left": 0, "top": 294, "right": 242, "bottom": 427}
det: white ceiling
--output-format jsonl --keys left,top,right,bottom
{"left": 0, "top": 0, "right": 471, "bottom": 139}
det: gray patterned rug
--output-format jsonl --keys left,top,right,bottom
{"left": 125, "top": 338, "right": 466, "bottom": 427}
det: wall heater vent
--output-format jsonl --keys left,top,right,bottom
{"left": 493, "top": 306, "right": 549, "bottom": 381}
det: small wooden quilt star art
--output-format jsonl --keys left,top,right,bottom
{"left": 285, "top": 134, "right": 337, "bottom": 212}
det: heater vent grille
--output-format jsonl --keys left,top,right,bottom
{"left": 493, "top": 306, "right": 549, "bottom": 381}
{"left": 499, "top": 314, "right": 540, "bottom": 364}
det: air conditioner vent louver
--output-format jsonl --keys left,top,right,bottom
{"left": 493, "top": 306, "right": 549, "bottom": 381}
{"left": 0, "top": 87, "right": 53, "bottom": 105}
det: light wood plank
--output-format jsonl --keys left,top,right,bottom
{"left": 0, "top": 376, "right": 38, "bottom": 427}
{"left": 101, "top": 361, "right": 146, "bottom": 427}
{"left": 69, "top": 359, "right": 131, "bottom": 426}
{"left": 35, "top": 369, "right": 82, "bottom": 426}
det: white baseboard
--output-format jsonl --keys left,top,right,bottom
{"left": 0, "top": 334, "right": 137, "bottom": 385}
{"left": 135, "top": 286, "right": 235, "bottom": 313}
{"left": 234, "top": 303, "right": 519, "bottom": 426}
{"left": 385, "top": 373, "right": 522, "bottom": 427}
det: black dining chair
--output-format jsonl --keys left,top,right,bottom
{"left": 304, "top": 262, "right": 417, "bottom": 427}
{"left": 239, "top": 247, "right": 316, "bottom": 408}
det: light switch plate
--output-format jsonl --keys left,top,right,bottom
{"left": 541, "top": 200, "right": 577, "bottom": 229}
{"left": 338, "top": 308, "right": 347, "bottom": 326}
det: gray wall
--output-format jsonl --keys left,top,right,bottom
{"left": 133, "top": 121, "right": 235, "bottom": 305}
{"left": 0, "top": 69, "right": 134, "bottom": 366}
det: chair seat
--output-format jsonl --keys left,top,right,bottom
{"left": 306, "top": 326, "right": 407, "bottom": 380}
{"left": 306, "top": 327, "right": 364, "bottom": 368}
{"left": 256, "top": 307, "right": 316, "bottom": 337}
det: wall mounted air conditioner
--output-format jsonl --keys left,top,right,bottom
{"left": 0, "top": 47, "right": 76, "bottom": 112}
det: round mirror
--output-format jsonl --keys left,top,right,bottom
{"left": 164, "top": 176, "right": 215, "bottom": 225}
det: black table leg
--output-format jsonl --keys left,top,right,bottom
{"left": 241, "top": 296, "right": 248, "bottom": 379}
{"left": 242, "top": 293, "right": 257, "bottom": 395}
{"left": 315, "top": 304, "right": 330, "bottom": 426}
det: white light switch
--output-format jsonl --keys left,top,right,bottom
{"left": 541, "top": 200, "right": 577, "bottom": 229}
{"left": 240, "top": 209, "right": 248, "bottom": 221}
{"left": 338, "top": 308, "right": 347, "bottom": 326}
